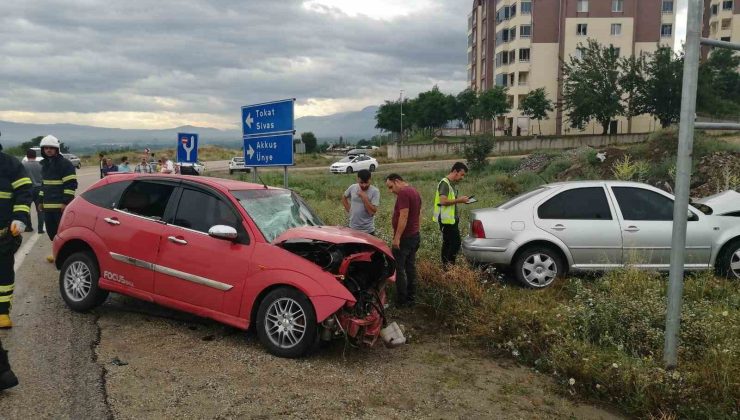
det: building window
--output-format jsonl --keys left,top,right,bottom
{"left": 481, "top": 59, "right": 486, "bottom": 77}
{"left": 521, "top": 1, "right": 532, "bottom": 14}
{"left": 481, "top": 79, "right": 486, "bottom": 91}
{"left": 511, "top": 4, "right": 517, "bottom": 17}
{"left": 711, "top": 21, "right": 719, "bottom": 35}
{"left": 662, "top": 0, "right": 673, "bottom": 13}
{"left": 509, "top": 74, "right": 515, "bottom": 86}
{"left": 577, "top": 0, "right": 589, "bottom": 13}
{"left": 496, "top": 73, "right": 507, "bottom": 87}
{"left": 495, "top": 52, "right": 502, "bottom": 67}
{"left": 482, "top": 19, "right": 487, "bottom": 38}
{"left": 519, "top": 48, "right": 531, "bottom": 62}
{"left": 722, "top": 18, "right": 732, "bottom": 29}
{"left": 520, "top": 25, "right": 532, "bottom": 38}
{"left": 518, "top": 71, "right": 529, "bottom": 86}
{"left": 722, "top": 36, "right": 732, "bottom": 41}
{"left": 611, "top": 23, "right": 622, "bottom": 35}
{"left": 612, "top": 47, "right": 621, "bottom": 57}
{"left": 577, "top": 24, "right": 588, "bottom": 36}
{"left": 509, "top": 27, "right": 517, "bottom": 41}
{"left": 612, "top": 0, "right": 623, "bottom": 12}
{"left": 712, "top": 4, "right": 719, "bottom": 15}
{"left": 723, "top": 1, "right": 733, "bottom": 10}
{"left": 509, "top": 50, "right": 516, "bottom": 63}
{"left": 574, "top": 48, "right": 585, "bottom": 60}
{"left": 661, "top": 24, "right": 673, "bottom": 37}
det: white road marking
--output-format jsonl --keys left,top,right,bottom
{"left": 14, "top": 233, "right": 41, "bottom": 271}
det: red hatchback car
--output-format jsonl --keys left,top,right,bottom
{"left": 53, "top": 174, "right": 395, "bottom": 357}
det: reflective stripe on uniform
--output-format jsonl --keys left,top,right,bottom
{"left": 12, "top": 177, "right": 32, "bottom": 189}
{"left": 62, "top": 174, "right": 77, "bottom": 183}
{"left": 43, "top": 203, "right": 64, "bottom": 209}
{"left": 0, "top": 295, "right": 12, "bottom": 303}
{"left": 0, "top": 192, "right": 11, "bottom": 199}
{"left": 39, "top": 191, "right": 44, "bottom": 196}
{"left": 63, "top": 189, "right": 75, "bottom": 195}
{"left": 0, "top": 284, "right": 13, "bottom": 294}
{"left": 13, "top": 205, "right": 30, "bottom": 213}
{"left": 43, "top": 179, "right": 63, "bottom": 185}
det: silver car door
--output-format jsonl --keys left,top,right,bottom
{"left": 609, "top": 186, "right": 712, "bottom": 268}
{"left": 533, "top": 185, "right": 622, "bottom": 268}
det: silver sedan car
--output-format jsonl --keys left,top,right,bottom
{"left": 463, "top": 181, "right": 740, "bottom": 288}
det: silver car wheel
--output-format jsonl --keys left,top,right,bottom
{"left": 264, "top": 297, "right": 307, "bottom": 349}
{"left": 522, "top": 253, "right": 558, "bottom": 287}
{"left": 63, "top": 261, "right": 92, "bottom": 302}
{"left": 731, "top": 250, "right": 740, "bottom": 279}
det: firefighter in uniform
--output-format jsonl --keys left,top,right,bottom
{"left": 0, "top": 135, "right": 31, "bottom": 390}
{"left": 39, "top": 135, "right": 77, "bottom": 262}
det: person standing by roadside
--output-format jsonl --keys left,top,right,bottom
{"left": 22, "top": 149, "right": 44, "bottom": 233}
{"left": 160, "top": 154, "right": 175, "bottom": 174}
{"left": 118, "top": 156, "right": 132, "bottom": 173}
{"left": 433, "top": 162, "right": 469, "bottom": 266}
{"left": 342, "top": 169, "right": 380, "bottom": 235}
{"left": 39, "top": 135, "right": 77, "bottom": 263}
{"left": 98, "top": 152, "right": 105, "bottom": 179}
{"left": 101, "top": 158, "right": 118, "bottom": 176}
{"left": 385, "top": 173, "right": 422, "bottom": 307}
{"left": 134, "top": 155, "right": 153, "bottom": 173}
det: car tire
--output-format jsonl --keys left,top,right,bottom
{"left": 256, "top": 287, "right": 318, "bottom": 358}
{"left": 76, "top": 164, "right": 81, "bottom": 169}
{"left": 369, "top": 164, "right": 376, "bottom": 172}
{"left": 513, "top": 245, "right": 564, "bottom": 288}
{"left": 346, "top": 167, "right": 353, "bottom": 174}
{"left": 59, "top": 251, "right": 109, "bottom": 312}
{"left": 715, "top": 238, "right": 740, "bottom": 279}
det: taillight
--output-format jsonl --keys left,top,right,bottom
{"left": 471, "top": 220, "right": 486, "bottom": 238}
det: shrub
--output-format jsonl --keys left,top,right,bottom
{"left": 463, "top": 137, "right": 494, "bottom": 171}
{"left": 493, "top": 175, "right": 521, "bottom": 196}
{"left": 611, "top": 155, "right": 648, "bottom": 181}
{"left": 489, "top": 157, "right": 522, "bottom": 173}
{"left": 513, "top": 171, "right": 547, "bottom": 191}
{"left": 540, "top": 158, "right": 573, "bottom": 181}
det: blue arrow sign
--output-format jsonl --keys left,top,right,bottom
{"left": 242, "top": 99, "right": 294, "bottom": 137}
{"left": 177, "top": 132, "right": 198, "bottom": 163}
{"left": 243, "top": 133, "right": 295, "bottom": 167}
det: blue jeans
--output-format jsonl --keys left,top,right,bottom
{"left": 392, "top": 233, "right": 420, "bottom": 305}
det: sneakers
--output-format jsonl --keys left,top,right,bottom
{"left": 0, "top": 314, "right": 11, "bottom": 329}
{"left": 46, "top": 255, "right": 55, "bottom": 263}
{"left": 0, "top": 349, "right": 19, "bottom": 391}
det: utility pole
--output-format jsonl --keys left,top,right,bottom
{"left": 400, "top": 89, "right": 404, "bottom": 143}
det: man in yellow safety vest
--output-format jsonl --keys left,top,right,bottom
{"left": 432, "top": 162, "right": 469, "bottom": 266}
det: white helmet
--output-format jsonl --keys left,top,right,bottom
{"left": 40, "top": 135, "right": 61, "bottom": 149}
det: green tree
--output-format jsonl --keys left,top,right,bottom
{"left": 697, "top": 49, "right": 740, "bottom": 117}
{"left": 619, "top": 54, "right": 647, "bottom": 133}
{"left": 640, "top": 47, "right": 683, "bottom": 128}
{"left": 375, "top": 98, "right": 413, "bottom": 139}
{"left": 300, "top": 132, "right": 318, "bottom": 153}
{"left": 475, "top": 86, "right": 510, "bottom": 136}
{"left": 414, "top": 86, "right": 452, "bottom": 135}
{"left": 455, "top": 88, "right": 479, "bottom": 135}
{"left": 519, "top": 87, "right": 554, "bottom": 135}
{"left": 562, "top": 39, "right": 623, "bottom": 134}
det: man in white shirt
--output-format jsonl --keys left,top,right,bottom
{"left": 160, "top": 154, "right": 175, "bottom": 174}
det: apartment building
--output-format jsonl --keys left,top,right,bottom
{"left": 468, "top": 0, "right": 677, "bottom": 136}
{"left": 706, "top": 0, "right": 740, "bottom": 43}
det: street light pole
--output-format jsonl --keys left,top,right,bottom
{"left": 400, "top": 89, "right": 404, "bottom": 143}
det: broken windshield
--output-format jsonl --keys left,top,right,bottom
{"left": 232, "top": 189, "right": 323, "bottom": 242}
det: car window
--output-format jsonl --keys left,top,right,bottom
{"left": 118, "top": 181, "right": 176, "bottom": 220}
{"left": 612, "top": 187, "right": 675, "bottom": 221}
{"left": 538, "top": 187, "right": 613, "bottom": 220}
{"left": 173, "top": 188, "right": 240, "bottom": 234}
{"left": 82, "top": 180, "right": 132, "bottom": 210}
{"left": 498, "top": 187, "right": 547, "bottom": 210}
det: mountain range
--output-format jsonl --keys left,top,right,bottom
{"left": 0, "top": 106, "right": 380, "bottom": 151}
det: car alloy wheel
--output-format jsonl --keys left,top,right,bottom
{"left": 64, "top": 261, "right": 92, "bottom": 302}
{"left": 59, "top": 251, "right": 109, "bottom": 311}
{"left": 514, "top": 246, "right": 563, "bottom": 288}
{"left": 730, "top": 249, "right": 740, "bottom": 279}
{"left": 717, "top": 239, "right": 740, "bottom": 279}
{"left": 265, "top": 297, "right": 306, "bottom": 349}
{"left": 256, "top": 287, "right": 318, "bottom": 358}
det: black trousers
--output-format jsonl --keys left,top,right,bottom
{"left": 45, "top": 211, "right": 63, "bottom": 241}
{"left": 440, "top": 221, "right": 461, "bottom": 266}
{"left": 0, "top": 247, "right": 14, "bottom": 315}
{"left": 392, "top": 233, "right": 420, "bottom": 305}
{"left": 29, "top": 186, "right": 44, "bottom": 232}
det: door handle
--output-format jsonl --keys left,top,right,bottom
{"left": 624, "top": 226, "right": 640, "bottom": 232}
{"left": 551, "top": 224, "right": 566, "bottom": 231}
{"left": 168, "top": 236, "right": 188, "bottom": 245}
{"left": 104, "top": 217, "right": 120, "bottom": 226}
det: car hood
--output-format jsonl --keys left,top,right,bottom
{"left": 696, "top": 190, "right": 740, "bottom": 215}
{"left": 274, "top": 226, "right": 393, "bottom": 258}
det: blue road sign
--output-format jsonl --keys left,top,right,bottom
{"left": 242, "top": 99, "right": 294, "bottom": 137}
{"left": 243, "top": 133, "right": 294, "bottom": 167}
{"left": 177, "top": 132, "right": 199, "bottom": 163}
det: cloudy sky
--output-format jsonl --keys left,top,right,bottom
{"left": 0, "top": 0, "right": 467, "bottom": 129}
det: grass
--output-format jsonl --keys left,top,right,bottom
{"left": 221, "top": 130, "right": 740, "bottom": 418}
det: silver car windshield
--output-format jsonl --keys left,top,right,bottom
{"left": 498, "top": 187, "right": 547, "bottom": 210}
{"left": 232, "top": 189, "right": 323, "bottom": 242}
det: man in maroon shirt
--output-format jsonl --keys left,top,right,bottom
{"left": 385, "top": 173, "right": 422, "bottom": 307}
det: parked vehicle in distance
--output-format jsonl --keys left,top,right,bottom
{"left": 177, "top": 161, "right": 205, "bottom": 175}
{"left": 330, "top": 155, "right": 378, "bottom": 174}
{"left": 463, "top": 181, "right": 740, "bottom": 288}
{"left": 53, "top": 174, "right": 395, "bottom": 357}
{"left": 229, "top": 156, "right": 252, "bottom": 175}
{"left": 62, "top": 153, "right": 82, "bottom": 169}
{"left": 347, "top": 148, "right": 374, "bottom": 156}
{"left": 21, "top": 146, "right": 43, "bottom": 162}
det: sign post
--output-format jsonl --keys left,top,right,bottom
{"left": 241, "top": 99, "right": 295, "bottom": 188}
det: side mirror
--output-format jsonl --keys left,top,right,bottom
{"left": 208, "top": 225, "right": 238, "bottom": 241}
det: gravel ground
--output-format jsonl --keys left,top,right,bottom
{"left": 96, "top": 295, "right": 622, "bottom": 419}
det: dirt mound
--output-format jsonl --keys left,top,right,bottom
{"left": 691, "top": 151, "right": 740, "bottom": 197}
{"left": 513, "top": 153, "right": 551, "bottom": 176}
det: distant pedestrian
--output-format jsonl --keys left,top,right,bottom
{"left": 22, "top": 149, "right": 44, "bottom": 233}
{"left": 433, "top": 162, "right": 469, "bottom": 266}
{"left": 160, "top": 154, "right": 175, "bottom": 174}
{"left": 98, "top": 153, "right": 105, "bottom": 179}
{"left": 101, "top": 158, "right": 118, "bottom": 176}
{"left": 118, "top": 156, "right": 131, "bottom": 173}
{"left": 134, "top": 155, "right": 153, "bottom": 173}
{"left": 385, "top": 173, "right": 422, "bottom": 307}
{"left": 342, "top": 169, "right": 380, "bottom": 235}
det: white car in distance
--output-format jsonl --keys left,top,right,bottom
{"left": 330, "top": 155, "right": 378, "bottom": 174}
{"left": 229, "top": 156, "right": 252, "bottom": 175}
